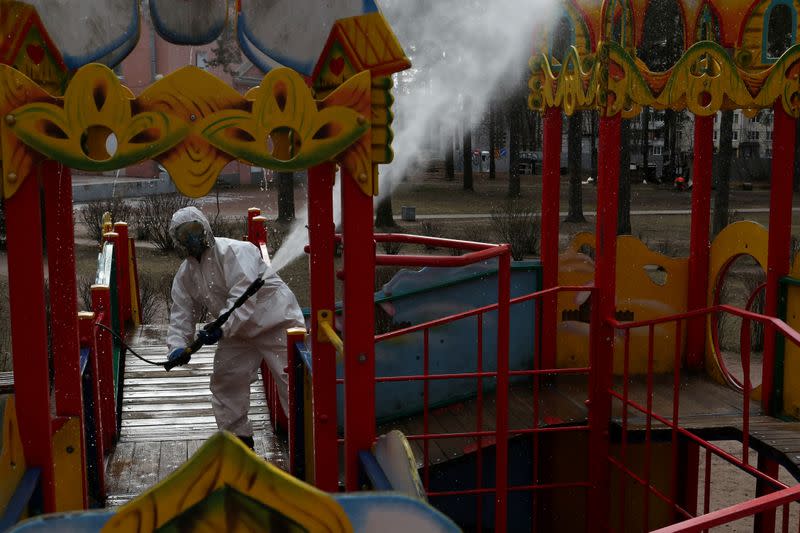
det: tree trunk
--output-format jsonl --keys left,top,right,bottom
{"left": 663, "top": 110, "right": 674, "bottom": 179}
{"left": 489, "top": 105, "right": 497, "bottom": 180}
{"left": 508, "top": 111, "right": 521, "bottom": 197}
{"left": 463, "top": 124, "right": 473, "bottom": 191}
{"left": 565, "top": 111, "right": 585, "bottom": 222}
{"left": 618, "top": 119, "right": 632, "bottom": 235}
{"left": 375, "top": 195, "right": 396, "bottom": 228}
{"left": 277, "top": 171, "right": 295, "bottom": 222}
{"left": 713, "top": 110, "right": 735, "bottom": 237}
{"left": 642, "top": 107, "right": 650, "bottom": 182}
{"left": 445, "top": 133, "right": 455, "bottom": 180}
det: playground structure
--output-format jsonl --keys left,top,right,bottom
{"left": 5, "top": 0, "right": 800, "bottom": 531}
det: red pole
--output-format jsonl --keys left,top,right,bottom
{"left": 247, "top": 207, "right": 261, "bottom": 244}
{"left": 686, "top": 115, "right": 714, "bottom": 369}
{"left": 341, "top": 165, "right": 376, "bottom": 491}
{"left": 763, "top": 103, "right": 796, "bottom": 415}
{"left": 307, "top": 162, "right": 339, "bottom": 490}
{"left": 113, "top": 222, "right": 132, "bottom": 326}
{"left": 6, "top": 168, "right": 57, "bottom": 511}
{"left": 541, "top": 107, "right": 563, "bottom": 369}
{"left": 91, "top": 285, "right": 117, "bottom": 450}
{"left": 494, "top": 249, "right": 512, "bottom": 532}
{"left": 588, "top": 113, "right": 621, "bottom": 532}
{"left": 43, "top": 162, "right": 87, "bottom": 508}
{"left": 78, "top": 312, "right": 106, "bottom": 500}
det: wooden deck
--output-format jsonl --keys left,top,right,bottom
{"left": 104, "top": 325, "right": 288, "bottom": 508}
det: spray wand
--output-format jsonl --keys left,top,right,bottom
{"left": 96, "top": 276, "right": 267, "bottom": 371}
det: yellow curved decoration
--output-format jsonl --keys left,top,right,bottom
{"left": 556, "top": 233, "right": 689, "bottom": 374}
{"left": 529, "top": 40, "right": 800, "bottom": 118}
{"left": 705, "top": 221, "right": 768, "bottom": 391}
{"left": 136, "top": 66, "right": 246, "bottom": 198}
{"left": 200, "top": 68, "right": 369, "bottom": 175}
{"left": 0, "top": 65, "right": 55, "bottom": 198}
{"left": 6, "top": 64, "right": 189, "bottom": 174}
{"left": 104, "top": 432, "right": 352, "bottom": 533}
{"left": 319, "top": 70, "right": 373, "bottom": 195}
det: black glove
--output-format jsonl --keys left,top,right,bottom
{"left": 198, "top": 325, "right": 223, "bottom": 345}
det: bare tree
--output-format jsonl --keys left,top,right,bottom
{"left": 277, "top": 172, "right": 295, "bottom": 222}
{"left": 618, "top": 119, "right": 632, "bottom": 234}
{"left": 565, "top": 111, "right": 586, "bottom": 222}
{"left": 713, "top": 110, "right": 734, "bottom": 237}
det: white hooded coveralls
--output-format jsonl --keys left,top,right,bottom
{"left": 166, "top": 207, "right": 304, "bottom": 437}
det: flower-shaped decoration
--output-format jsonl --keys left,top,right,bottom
{"left": 6, "top": 64, "right": 188, "bottom": 173}
{"left": 0, "top": 65, "right": 56, "bottom": 198}
{"left": 136, "top": 66, "right": 249, "bottom": 198}
{"left": 199, "top": 68, "right": 370, "bottom": 173}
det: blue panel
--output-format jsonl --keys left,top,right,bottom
{"left": 237, "top": 0, "right": 383, "bottom": 76}
{"left": 26, "top": 0, "right": 140, "bottom": 69}
{"left": 358, "top": 451, "right": 393, "bottom": 491}
{"left": 337, "top": 260, "right": 539, "bottom": 424}
{"left": 335, "top": 493, "right": 461, "bottom": 532}
{"left": 0, "top": 469, "right": 41, "bottom": 532}
{"left": 5, "top": 510, "right": 113, "bottom": 532}
{"left": 150, "top": 0, "right": 228, "bottom": 45}
{"left": 79, "top": 348, "right": 90, "bottom": 376}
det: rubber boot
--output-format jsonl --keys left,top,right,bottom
{"left": 238, "top": 435, "right": 255, "bottom": 450}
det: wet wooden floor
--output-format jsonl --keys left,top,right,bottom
{"left": 104, "top": 325, "right": 288, "bottom": 508}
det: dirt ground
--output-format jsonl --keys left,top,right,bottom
{"left": 1, "top": 170, "right": 798, "bottom": 528}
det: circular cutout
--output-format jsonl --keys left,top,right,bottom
{"left": 267, "top": 127, "right": 302, "bottom": 161}
{"left": 80, "top": 125, "right": 117, "bottom": 161}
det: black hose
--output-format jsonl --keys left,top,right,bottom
{"left": 94, "top": 322, "right": 168, "bottom": 367}
{"left": 93, "top": 274, "right": 268, "bottom": 371}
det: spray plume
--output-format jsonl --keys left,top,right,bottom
{"left": 269, "top": 0, "right": 555, "bottom": 274}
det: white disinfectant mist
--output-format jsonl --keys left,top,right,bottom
{"left": 269, "top": 0, "right": 554, "bottom": 274}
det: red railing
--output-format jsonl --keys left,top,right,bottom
{"left": 608, "top": 304, "right": 800, "bottom": 531}
{"left": 372, "top": 284, "right": 594, "bottom": 529}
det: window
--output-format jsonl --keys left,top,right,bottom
{"left": 747, "top": 131, "right": 760, "bottom": 140}
{"left": 765, "top": 1, "right": 796, "bottom": 61}
{"left": 714, "top": 131, "right": 718, "bottom": 141}
{"left": 734, "top": 113, "right": 740, "bottom": 124}
{"left": 733, "top": 131, "right": 739, "bottom": 141}
{"left": 196, "top": 52, "right": 208, "bottom": 70}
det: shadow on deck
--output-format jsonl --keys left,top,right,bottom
{"left": 104, "top": 325, "right": 288, "bottom": 508}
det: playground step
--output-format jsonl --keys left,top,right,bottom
{"left": 0, "top": 372, "right": 12, "bottom": 395}
{"left": 103, "top": 325, "right": 288, "bottom": 508}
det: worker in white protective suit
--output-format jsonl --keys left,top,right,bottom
{"left": 165, "top": 207, "right": 304, "bottom": 449}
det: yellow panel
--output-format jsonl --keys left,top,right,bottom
{"left": 52, "top": 416, "right": 85, "bottom": 511}
{"left": 705, "top": 221, "right": 769, "bottom": 389}
{"left": 556, "top": 233, "right": 689, "bottom": 374}
{"left": 104, "top": 432, "right": 352, "bottom": 533}
{"left": 781, "top": 253, "right": 800, "bottom": 417}
{"left": 0, "top": 395, "right": 26, "bottom": 514}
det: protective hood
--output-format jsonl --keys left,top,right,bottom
{"left": 169, "top": 206, "right": 216, "bottom": 257}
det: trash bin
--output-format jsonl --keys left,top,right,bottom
{"left": 401, "top": 206, "right": 416, "bottom": 221}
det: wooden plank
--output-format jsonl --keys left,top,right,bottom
{"left": 104, "top": 442, "right": 135, "bottom": 495}
{"left": 0, "top": 371, "right": 13, "bottom": 394}
{"left": 157, "top": 441, "right": 187, "bottom": 482}
{"left": 121, "top": 442, "right": 161, "bottom": 496}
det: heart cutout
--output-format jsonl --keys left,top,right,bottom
{"left": 330, "top": 56, "right": 345, "bottom": 76}
{"left": 26, "top": 44, "right": 45, "bottom": 65}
